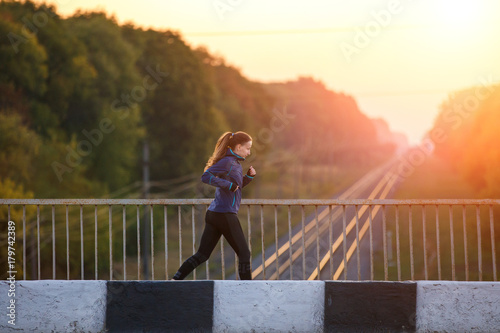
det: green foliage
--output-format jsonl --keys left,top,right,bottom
{"left": 122, "top": 27, "right": 226, "bottom": 179}
{"left": 1, "top": 0, "right": 392, "bottom": 200}
{"left": 0, "top": 112, "right": 41, "bottom": 183}
{"left": 195, "top": 47, "right": 274, "bottom": 134}
{"left": 32, "top": 130, "right": 108, "bottom": 198}
{"left": 0, "top": 15, "right": 48, "bottom": 97}
{"left": 0, "top": 7, "right": 48, "bottom": 131}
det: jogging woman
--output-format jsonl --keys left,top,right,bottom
{"left": 172, "top": 131, "right": 256, "bottom": 280}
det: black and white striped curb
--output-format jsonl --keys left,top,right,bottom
{"left": 1, "top": 280, "right": 499, "bottom": 332}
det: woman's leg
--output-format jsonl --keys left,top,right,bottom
{"left": 172, "top": 211, "right": 222, "bottom": 280}
{"left": 220, "top": 213, "right": 252, "bottom": 280}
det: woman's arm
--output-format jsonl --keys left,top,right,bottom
{"left": 201, "top": 159, "right": 237, "bottom": 191}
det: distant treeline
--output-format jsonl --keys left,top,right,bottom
{"left": 430, "top": 83, "right": 500, "bottom": 197}
{"left": 0, "top": 0, "right": 398, "bottom": 202}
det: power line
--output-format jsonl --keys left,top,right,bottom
{"left": 354, "top": 83, "right": 500, "bottom": 97}
{"left": 354, "top": 89, "right": 452, "bottom": 97}
{"left": 183, "top": 24, "right": 429, "bottom": 37}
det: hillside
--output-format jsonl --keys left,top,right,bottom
{"left": 0, "top": 0, "right": 401, "bottom": 201}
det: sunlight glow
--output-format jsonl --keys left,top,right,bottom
{"left": 433, "top": 1, "right": 485, "bottom": 30}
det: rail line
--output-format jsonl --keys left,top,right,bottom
{"left": 251, "top": 159, "right": 400, "bottom": 280}
{"left": 308, "top": 173, "right": 398, "bottom": 280}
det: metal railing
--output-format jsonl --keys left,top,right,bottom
{"left": 0, "top": 199, "right": 498, "bottom": 281}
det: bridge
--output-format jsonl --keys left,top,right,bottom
{"left": 1, "top": 162, "right": 499, "bottom": 332}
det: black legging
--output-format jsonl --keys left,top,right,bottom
{"left": 172, "top": 210, "right": 252, "bottom": 280}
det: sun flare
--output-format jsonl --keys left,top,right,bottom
{"left": 434, "top": 0, "right": 485, "bottom": 29}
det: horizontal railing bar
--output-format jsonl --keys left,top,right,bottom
{"left": 0, "top": 199, "right": 211, "bottom": 205}
{"left": 1, "top": 198, "right": 500, "bottom": 206}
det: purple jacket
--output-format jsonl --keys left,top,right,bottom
{"left": 201, "top": 148, "right": 254, "bottom": 213}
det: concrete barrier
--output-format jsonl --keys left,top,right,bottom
{"left": 0, "top": 280, "right": 106, "bottom": 332}
{"left": 1, "top": 280, "right": 499, "bottom": 332}
{"left": 106, "top": 280, "right": 214, "bottom": 332}
{"left": 213, "top": 280, "right": 325, "bottom": 332}
{"left": 416, "top": 281, "right": 500, "bottom": 333}
{"left": 324, "top": 281, "right": 416, "bottom": 332}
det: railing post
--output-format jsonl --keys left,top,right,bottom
{"left": 66, "top": 205, "right": 70, "bottom": 280}
{"left": 302, "top": 205, "right": 306, "bottom": 280}
{"left": 355, "top": 205, "right": 360, "bottom": 281}
{"left": 275, "top": 205, "right": 279, "bottom": 280}
{"left": 395, "top": 205, "right": 401, "bottom": 281}
{"left": 37, "top": 205, "right": 40, "bottom": 280}
{"left": 123, "top": 205, "right": 127, "bottom": 281}
{"left": 192, "top": 205, "right": 196, "bottom": 280}
{"left": 52, "top": 205, "right": 55, "bottom": 280}
{"left": 315, "top": 205, "right": 320, "bottom": 280}
{"left": 288, "top": 205, "right": 293, "bottom": 280}
{"left": 463, "top": 205, "right": 469, "bottom": 281}
{"left": 422, "top": 205, "right": 428, "bottom": 280}
{"left": 137, "top": 205, "right": 141, "bottom": 280}
{"left": 164, "top": 205, "right": 168, "bottom": 280}
{"left": 261, "top": 205, "right": 265, "bottom": 280}
{"left": 108, "top": 205, "right": 112, "bottom": 281}
{"left": 178, "top": 206, "right": 182, "bottom": 273}
{"left": 206, "top": 205, "right": 210, "bottom": 279}
{"left": 490, "top": 205, "right": 497, "bottom": 281}
{"left": 329, "top": 205, "right": 333, "bottom": 280}
{"left": 94, "top": 205, "right": 98, "bottom": 280}
{"left": 369, "top": 205, "right": 374, "bottom": 281}
{"left": 383, "top": 205, "right": 388, "bottom": 281}
{"left": 435, "top": 205, "right": 441, "bottom": 281}
{"left": 80, "top": 205, "right": 84, "bottom": 280}
{"left": 409, "top": 205, "right": 414, "bottom": 280}
{"left": 247, "top": 204, "right": 252, "bottom": 267}
{"left": 150, "top": 205, "right": 154, "bottom": 280}
{"left": 449, "top": 205, "right": 455, "bottom": 281}
{"left": 23, "top": 205, "right": 26, "bottom": 281}
{"left": 342, "top": 205, "right": 347, "bottom": 280}
{"left": 476, "top": 205, "right": 482, "bottom": 281}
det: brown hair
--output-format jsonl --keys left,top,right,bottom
{"left": 204, "top": 131, "right": 252, "bottom": 171}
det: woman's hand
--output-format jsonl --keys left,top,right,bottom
{"left": 247, "top": 166, "right": 256, "bottom": 177}
{"left": 229, "top": 183, "right": 239, "bottom": 192}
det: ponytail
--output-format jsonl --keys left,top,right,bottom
{"left": 204, "top": 131, "right": 252, "bottom": 171}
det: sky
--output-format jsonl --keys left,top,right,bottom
{"left": 39, "top": 0, "right": 500, "bottom": 144}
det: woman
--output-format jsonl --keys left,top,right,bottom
{"left": 172, "top": 131, "right": 256, "bottom": 280}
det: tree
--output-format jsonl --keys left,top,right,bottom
{"left": 122, "top": 27, "right": 225, "bottom": 180}
{"left": 0, "top": 4, "right": 48, "bottom": 130}
{"left": 264, "top": 77, "right": 384, "bottom": 164}
{"left": 63, "top": 12, "right": 146, "bottom": 192}
{"left": 432, "top": 85, "right": 500, "bottom": 196}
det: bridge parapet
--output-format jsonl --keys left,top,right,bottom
{"left": 1, "top": 280, "right": 499, "bottom": 332}
{"left": 1, "top": 198, "right": 498, "bottom": 281}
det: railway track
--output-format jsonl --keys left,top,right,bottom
{"left": 250, "top": 158, "right": 403, "bottom": 280}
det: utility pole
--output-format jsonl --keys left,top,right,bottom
{"left": 142, "top": 140, "right": 150, "bottom": 279}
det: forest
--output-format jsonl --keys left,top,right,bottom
{"left": 0, "top": 0, "right": 400, "bottom": 202}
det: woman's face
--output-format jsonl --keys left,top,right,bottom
{"left": 234, "top": 141, "right": 252, "bottom": 158}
